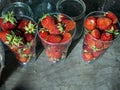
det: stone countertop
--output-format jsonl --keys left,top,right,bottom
{"left": 0, "top": 0, "right": 120, "bottom": 90}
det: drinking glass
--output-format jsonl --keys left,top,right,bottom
{"left": 38, "top": 13, "right": 76, "bottom": 63}
{"left": 1, "top": 2, "right": 33, "bottom": 18}
{"left": 56, "top": 0, "right": 86, "bottom": 40}
{"left": 82, "top": 11, "right": 120, "bottom": 62}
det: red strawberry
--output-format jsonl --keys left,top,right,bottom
{"left": 61, "top": 32, "right": 71, "bottom": 42}
{"left": 101, "top": 32, "right": 113, "bottom": 41}
{"left": 92, "top": 50, "right": 104, "bottom": 58}
{"left": 18, "top": 20, "right": 30, "bottom": 32}
{"left": 24, "top": 33, "right": 35, "bottom": 42}
{"left": 97, "top": 17, "right": 112, "bottom": 30}
{"left": 41, "top": 14, "right": 55, "bottom": 30}
{"left": 84, "top": 16, "right": 97, "bottom": 30}
{"left": 23, "top": 48, "right": 31, "bottom": 54}
{"left": 1, "top": 12, "right": 16, "bottom": 31}
{"left": 49, "top": 23, "right": 64, "bottom": 34}
{"left": 47, "top": 34, "right": 62, "bottom": 43}
{"left": 16, "top": 55, "right": 29, "bottom": 63}
{"left": 39, "top": 28, "right": 49, "bottom": 40}
{"left": 62, "top": 19, "right": 76, "bottom": 31}
{"left": 90, "top": 29, "right": 100, "bottom": 39}
{"left": 83, "top": 44, "right": 93, "bottom": 52}
{"left": 0, "top": 31, "right": 10, "bottom": 42}
{"left": 84, "top": 33, "right": 96, "bottom": 49}
{"left": 105, "top": 11, "right": 118, "bottom": 24}
{"left": 95, "top": 40, "right": 103, "bottom": 49}
{"left": 82, "top": 52, "right": 94, "bottom": 61}
{"left": 57, "top": 14, "right": 67, "bottom": 22}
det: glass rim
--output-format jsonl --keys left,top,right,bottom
{"left": 1, "top": 1, "right": 33, "bottom": 17}
{"left": 37, "top": 12, "right": 76, "bottom": 45}
{"left": 56, "top": 0, "right": 86, "bottom": 20}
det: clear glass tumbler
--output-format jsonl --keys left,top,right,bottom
{"left": 38, "top": 13, "right": 76, "bottom": 63}
{"left": 1, "top": 2, "right": 33, "bottom": 18}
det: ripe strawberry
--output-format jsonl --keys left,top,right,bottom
{"left": 82, "top": 52, "right": 94, "bottom": 61}
{"left": 92, "top": 50, "right": 104, "bottom": 58}
{"left": 83, "top": 44, "right": 93, "bottom": 52}
{"left": 18, "top": 20, "right": 30, "bottom": 32}
{"left": 101, "top": 32, "right": 113, "bottom": 41}
{"left": 0, "top": 31, "right": 10, "bottom": 42}
{"left": 57, "top": 14, "right": 66, "bottom": 22}
{"left": 49, "top": 23, "right": 64, "bottom": 34}
{"left": 41, "top": 14, "right": 55, "bottom": 30}
{"left": 95, "top": 40, "right": 103, "bottom": 49}
{"left": 90, "top": 29, "right": 100, "bottom": 39}
{"left": 105, "top": 11, "right": 118, "bottom": 24}
{"left": 39, "top": 28, "right": 49, "bottom": 40}
{"left": 61, "top": 32, "right": 71, "bottom": 42}
{"left": 47, "top": 34, "right": 62, "bottom": 43}
{"left": 84, "top": 16, "right": 97, "bottom": 30}
{"left": 16, "top": 55, "right": 29, "bottom": 63}
{"left": 23, "top": 48, "right": 31, "bottom": 54}
{"left": 24, "top": 33, "right": 35, "bottom": 42}
{"left": 62, "top": 19, "right": 76, "bottom": 31}
{"left": 1, "top": 12, "right": 16, "bottom": 31}
{"left": 97, "top": 17, "right": 112, "bottom": 30}
{"left": 84, "top": 33, "right": 96, "bottom": 49}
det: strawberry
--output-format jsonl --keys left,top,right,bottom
{"left": 41, "top": 14, "right": 55, "bottom": 30}
{"left": 105, "top": 11, "right": 118, "bottom": 24}
{"left": 61, "top": 32, "right": 71, "bottom": 42}
{"left": 18, "top": 20, "right": 36, "bottom": 34}
{"left": 0, "top": 31, "right": 10, "bottom": 42}
{"left": 47, "top": 34, "right": 62, "bottom": 43}
{"left": 18, "top": 20, "right": 30, "bottom": 32}
{"left": 84, "top": 33, "right": 96, "bottom": 49}
{"left": 24, "top": 33, "right": 35, "bottom": 42}
{"left": 16, "top": 55, "right": 29, "bottom": 63}
{"left": 95, "top": 40, "right": 103, "bottom": 49}
{"left": 39, "top": 28, "right": 49, "bottom": 40}
{"left": 92, "top": 50, "right": 104, "bottom": 58}
{"left": 23, "top": 48, "right": 31, "bottom": 54}
{"left": 62, "top": 19, "right": 76, "bottom": 31}
{"left": 57, "top": 14, "right": 67, "bottom": 22}
{"left": 83, "top": 44, "right": 93, "bottom": 52}
{"left": 101, "top": 32, "right": 113, "bottom": 41}
{"left": 84, "top": 16, "right": 97, "bottom": 30}
{"left": 97, "top": 17, "right": 112, "bottom": 30}
{"left": 82, "top": 52, "right": 94, "bottom": 61}
{"left": 1, "top": 11, "right": 17, "bottom": 31}
{"left": 49, "top": 23, "right": 64, "bottom": 34}
{"left": 90, "top": 29, "right": 100, "bottom": 39}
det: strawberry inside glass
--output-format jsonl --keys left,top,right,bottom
{"left": 0, "top": 11, "right": 37, "bottom": 64}
{"left": 82, "top": 11, "right": 120, "bottom": 62}
{"left": 38, "top": 13, "right": 76, "bottom": 63}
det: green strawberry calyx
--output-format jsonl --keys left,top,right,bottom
{"left": 57, "top": 23, "right": 64, "bottom": 33}
{"left": 5, "top": 31, "right": 23, "bottom": 47}
{"left": 24, "top": 21, "right": 37, "bottom": 34}
{"left": 40, "top": 13, "right": 50, "bottom": 21}
{"left": 3, "top": 11, "right": 17, "bottom": 24}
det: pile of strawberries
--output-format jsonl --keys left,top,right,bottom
{"left": 0, "top": 11, "right": 37, "bottom": 63}
{"left": 82, "top": 11, "right": 120, "bottom": 62}
{"left": 38, "top": 13, "right": 76, "bottom": 62}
